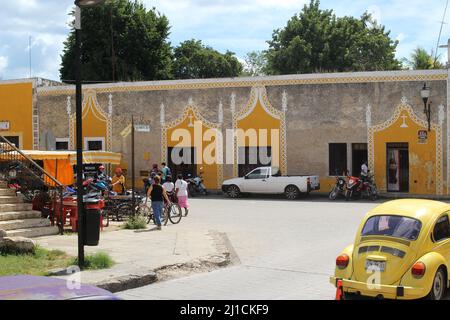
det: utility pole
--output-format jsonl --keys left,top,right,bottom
{"left": 131, "top": 115, "right": 136, "bottom": 215}
{"left": 74, "top": 5, "right": 85, "bottom": 269}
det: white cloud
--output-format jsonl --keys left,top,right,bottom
{"left": 0, "top": 56, "right": 8, "bottom": 75}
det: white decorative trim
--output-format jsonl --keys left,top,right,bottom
{"left": 218, "top": 100, "right": 223, "bottom": 124}
{"left": 84, "top": 137, "right": 106, "bottom": 151}
{"left": 401, "top": 96, "right": 408, "bottom": 105}
{"left": 439, "top": 104, "right": 445, "bottom": 126}
{"left": 69, "top": 90, "right": 112, "bottom": 151}
{"left": 368, "top": 98, "right": 443, "bottom": 195}
{"left": 108, "top": 94, "right": 113, "bottom": 116}
{"left": 188, "top": 97, "right": 193, "bottom": 106}
{"left": 282, "top": 90, "right": 288, "bottom": 113}
{"left": 447, "top": 69, "right": 450, "bottom": 195}
{"left": 366, "top": 104, "right": 372, "bottom": 128}
{"left": 230, "top": 92, "right": 236, "bottom": 115}
{"left": 233, "top": 86, "right": 287, "bottom": 176}
{"left": 161, "top": 104, "right": 223, "bottom": 188}
{"left": 160, "top": 103, "right": 165, "bottom": 125}
{"left": 66, "top": 96, "right": 72, "bottom": 115}
{"left": 37, "top": 69, "right": 449, "bottom": 95}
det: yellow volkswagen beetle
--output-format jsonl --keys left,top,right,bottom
{"left": 331, "top": 199, "right": 450, "bottom": 300}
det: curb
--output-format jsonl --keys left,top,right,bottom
{"left": 48, "top": 230, "right": 238, "bottom": 294}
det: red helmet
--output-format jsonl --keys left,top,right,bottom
{"left": 99, "top": 165, "right": 105, "bottom": 171}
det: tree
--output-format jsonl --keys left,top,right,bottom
{"left": 265, "top": 0, "right": 401, "bottom": 75}
{"left": 402, "top": 47, "right": 445, "bottom": 70}
{"left": 60, "top": 0, "right": 173, "bottom": 82}
{"left": 241, "top": 51, "right": 268, "bottom": 77}
{"left": 173, "top": 40, "right": 243, "bottom": 79}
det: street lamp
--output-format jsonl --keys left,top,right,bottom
{"left": 74, "top": 0, "right": 106, "bottom": 269}
{"left": 420, "top": 83, "right": 432, "bottom": 132}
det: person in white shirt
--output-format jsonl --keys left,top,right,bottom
{"left": 175, "top": 174, "right": 189, "bottom": 217}
{"left": 162, "top": 175, "right": 175, "bottom": 195}
{"left": 361, "top": 161, "right": 368, "bottom": 177}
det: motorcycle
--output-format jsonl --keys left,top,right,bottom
{"left": 329, "top": 176, "right": 347, "bottom": 200}
{"left": 186, "top": 170, "right": 207, "bottom": 197}
{"left": 345, "top": 174, "right": 378, "bottom": 201}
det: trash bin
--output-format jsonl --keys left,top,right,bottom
{"left": 84, "top": 208, "right": 101, "bottom": 246}
{"left": 83, "top": 198, "right": 104, "bottom": 246}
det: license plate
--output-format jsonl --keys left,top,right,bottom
{"left": 365, "top": 260, "right": 386, "bottom": 272}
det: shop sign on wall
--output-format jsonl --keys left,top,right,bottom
{"left": 418, "top": 130, "right": 428, "bottom": 144}
{"left": 0, "top": 121, "right": 10, "bottom": 131}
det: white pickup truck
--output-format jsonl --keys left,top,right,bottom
{"left": 222, "top": 167, "right": 320, "bottom": 200}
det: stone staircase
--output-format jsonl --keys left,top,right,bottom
{"left": 0, "top": 181, "right": 59, "bottom": 238}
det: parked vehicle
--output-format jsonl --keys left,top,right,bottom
{"left": 329, "top": 176, "right": 347, "bottom": 200}
{"left": 186, "top": 170, "right": 207, "bottom": 197}
{"left": 0, "top": 275, "right": 119, "bottom": 300}
{"left": 345, "top": 174, "right": 378, "bottom": 201}
{"left": 331, "top": 199, "right": 450, "bottom": 300}
{"left": 222, "top": 167, "right": 320, "bottom": 200}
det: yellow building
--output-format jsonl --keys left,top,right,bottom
{"left": 0, "top": 79, "right": 35, "bottom": 149}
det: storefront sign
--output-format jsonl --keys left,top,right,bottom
{"left": 418, "top": 130, "right": 428, "bottom": 144}
{"left": 0, "top": 121, "right": 10, "bottom": 131}
{"left": 134, "top": 124, "right": 151, "bottom": 133}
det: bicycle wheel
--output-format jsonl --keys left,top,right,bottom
{"left": 167, "top": 203, "right": 182, "bottom": 225}
{"left": 138, "top": 204, "right": 153, "bottom": 224}
{"left": 116, "top": 203, "right": 134, "bottom": 221}
{"left": 101, "top": 210, "right": 110, "bottom": 228}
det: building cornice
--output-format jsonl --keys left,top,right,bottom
{"left": 36, "top": 69, "right": 448, "bottom": 96}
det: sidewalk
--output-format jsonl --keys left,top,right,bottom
{"left": 35, "top": 224, "right": 233, "bottom": 293}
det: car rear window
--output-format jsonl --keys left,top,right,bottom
{"left": 361, "top": 215, "right": 422, "bottom": 241}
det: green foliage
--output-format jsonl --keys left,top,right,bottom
{"left": 0, "top": 246, "right": 71, "bottom": 276}
{"left": 173, "top": 39, "right": 243, "bottom": 79}
{"left": 241, "top": 51, "right": 268, "bottom": 77}
{"left": 60, "top": 0, "right": 173, "bottom": 82}
{"left": 123, "top": 215, "right": 148, "bottom": 230}
{"left": 402, "top": 47, "right": 445, "bottom": 70}
{"left": 71, "top": 251, "right": 115, "bottom": 270}
{"left": 265, "top": 0, "right": 401, "bottom": 74}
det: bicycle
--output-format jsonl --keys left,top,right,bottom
{"left": 137, "top": 196, "right": 182, "bottom": 226}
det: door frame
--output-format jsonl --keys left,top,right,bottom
{"left": 386, "top": 143, "right": 409, "bottom": 193}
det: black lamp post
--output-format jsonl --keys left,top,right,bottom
{"left": 421, "top": 83, "right": 432, "bottom": 132}
{"left": 74, "top": 0, "right": 106, "bottom": 269}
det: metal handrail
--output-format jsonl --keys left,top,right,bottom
{"left": 0, "top": 136, "right": 65, "bottom": 234}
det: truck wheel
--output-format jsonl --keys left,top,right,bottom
{"left": 227, "top": 185, "right": 241, "bottom": 198}
{"left": 285, "top": 185, "right": 300, "bottom": 200}
{"left": 426, "top": 268, "right": 446, "bottom": 300}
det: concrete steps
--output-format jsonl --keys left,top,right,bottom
{"left": 0, "top": 189, "right": 16, "bottom": 196}
{"left": 0, "top": 203, "right": 33, "bottom": 212}
{"left": 0, "top": 182, "right": 59, "bottom": 239}
{"left": 0, "top": 211, "right": 41, "bottom": 221}
{"left": 0, "top": 218, "right": 52, "bottom": 231}
{"left": 0, "top": 196, "right": 22, "bottom": 204}
{"left": 6, "top": 226, "right": 59, "bottom": 238}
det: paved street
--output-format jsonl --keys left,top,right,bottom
{"left": 118, "top": 196, "right": 382, "bottom": 300}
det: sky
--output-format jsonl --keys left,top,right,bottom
{"left": 0, "top": 0, "right": 449, "bottom": 81}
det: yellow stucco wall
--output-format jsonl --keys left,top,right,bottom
{"left": 0, "top": 82, "right": 33, "bottom": 149}
{"left": 373, "top": 110, "right": 437, "bottom": 195}
{"left": 167, "top": 109, "right": 219, "bottom": 189}
{"left": 236, "top": 99, "right": 282, "bottom": 167}
{"left": 70, "top": 94, "right": 108, "bottom": 150}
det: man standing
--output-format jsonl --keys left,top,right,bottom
{"left": 361, "top": 161, "right": 369, "bottom": 182}
{"left": 161, "top": 162, "right": 171, "bottom": 183}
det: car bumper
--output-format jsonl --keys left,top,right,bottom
{"left": 330, "top": 277, "right": 426, "bottom": 300}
